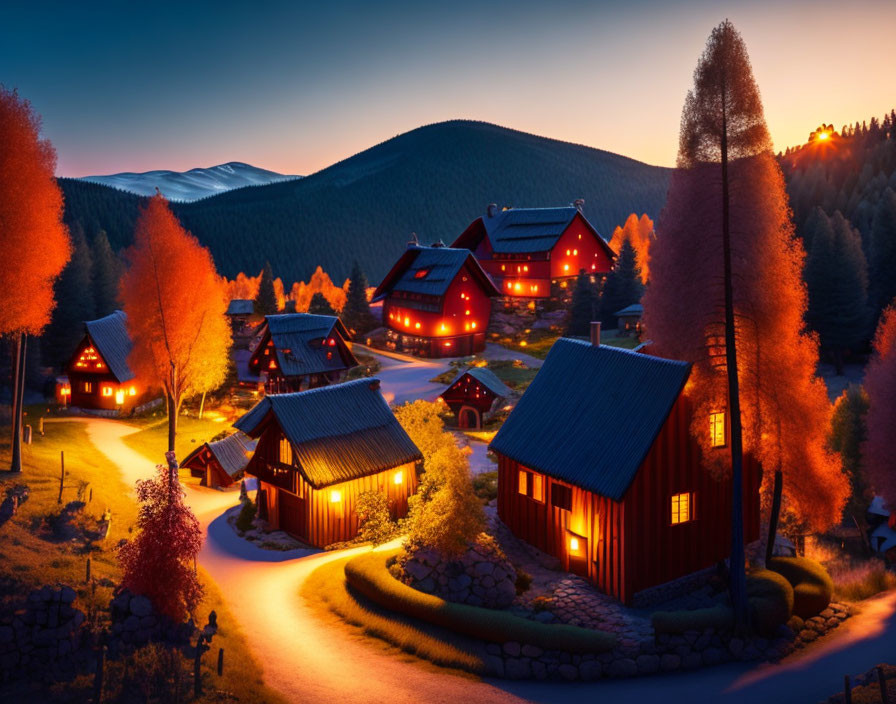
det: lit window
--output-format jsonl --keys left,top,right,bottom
{"left": 83, "top": 381, "right": 93, "bottom": 393}
{"left": 566, "top": 249, "right": 571, "bottom": 256}
{"left": 531, "top": 473, "right": 544, "bottom": 502}
{"left": 471, "top": 322, "right": 477, "bottom": 329}
{"left": 415, "top": 322, "right": 421, "bottom": 329}
{"left": 501, "top": 265, "right": 506, "bottom": 271}
{"left": 414, "top": 268, "right": 431, "bottom": 279}
{"left": 404, "top": 317, "right": 410, "bottom": 327}
{"left": 671, "top": 492, "right": 693, "bottom": 525}
{"left": 573, "top": 249, "right": 578, "bottom": 256}
{"left": 393, "top": 470, "right": 403, "bottom": 485}
{"left": 563, "top": 264, "right": 570, "bottom": 272}
{"left": 328, "top": 338, "right": 336, "bottom": 347}
{"left": 128, "top": 386, "right": 137, "bottom": 396}
{"left": 578, "top": 234, "right": 582, "bottom": 240}
{"left": 115, "top": 390, "right": 125, "bottom": 405}
{"left": 518, "top": 469, "right": 544, "bottom": 502}
{"left": 506, "top": 282, "right": 512, "bottom": 289}
{"left": 465, "top": 310, "right": 471, "bottom": 315}
{"left": 710, "top": 412, "right": 726, "bottom": 448}
{"left": 279, "top": 437, "right": 293, "bottom": 465}
{"left": 329, "top": 489, "right": 342, "bottom": 504}
{"left": 269, "top": 360, "right": 277, "bottom": 370}
{"left": 514, "top": 282, "right": 522, "bottom": 292}
{"left": 569, "top": 536, "right": 579, "bottom": 552}
{"left": 518, "top": 470, "right": 528, "bottom": 496}
{"left": 101, "top": 385, "right": 113, "bottom": 397}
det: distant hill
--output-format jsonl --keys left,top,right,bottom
{"left": 79, "top": 161, "right": 300, "bottom": 201}
{"left": 60, "top": 120, "right": 672, "bottom": 284}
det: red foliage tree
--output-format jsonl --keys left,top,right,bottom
{"left": 0, "top": 87, "right": 71, "bottom": 471}
{"left": 118, "top": 458, "right": 203, "bottom": 622}
{"left": 863, "top": 303, "right": 896, "bottom": 510}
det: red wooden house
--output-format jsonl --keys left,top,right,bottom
{"left": 489, "top": 334, "right": 761, "bottom": 604}
{"left": 64, "top": 311, "right": 154, "bottom": 412}
{"left": 451, "top": 204, "right": 616, "bottom": 299}
{"left": 235, "top": 378, "right": 422, "bottom": 547}
{"left": 181, "top": 431, "right": 257, "bottom": 489}
{"left": 247, "top": 313, "right": 358, "bottom": 394}
{"left": 372, "top": 244, "right": 500, "bottom": 358}
{"left": 439, "top": 366, "right": 513, "bottom": 429}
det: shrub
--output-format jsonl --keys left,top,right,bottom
{"left": 767, "top": 556, "right": 834, "bottom": 618}
{"left": 235, "top": 499, "right": 257, "bottom": 533}
{"left": 515, "top": 569, "right": 533, "bottom": 595}
{"left": 651, "top": 605, "right": 734, "bottom": 634}
{"left": 472, "top": 471, "right": 498, "bottom": 503}
{"left": 356, "top": 491, "right": 396, "bottom": 546}
{"left": 746, "top": 569, "right": 794, "bottom": 637}
{"left": 346, "top": 550, "right": 615, "bottom": 653}
{"left": 831, "top": 558, "right": 896, "bottom": 602}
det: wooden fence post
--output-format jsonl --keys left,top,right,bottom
{"left": 86, "top": 557, "right": 91, "bottom": 584}
{"left": 194, "top": 636, "right": 204, "bottom": 697}
{"left": 58, "top": 451, "right": 65, "bottom": 504}
{"left": 879, "top": 666, "right": 889, "bottom": 704}
{"left": 217, "top": 647, "right": 224, "bottom": 676}
{"left": 844, "top": 675, "right": 852, "bottom": 704}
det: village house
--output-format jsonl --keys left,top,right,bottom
{"left": 247, "top": 313, "right": 358, "bottom": 394}
{"left": 489, "top": 326, "right": 761, "bottom": 604}
{"left": 614, "top": 303, "right": 644, "bottom": 337}
{"left": 225, "top": 298, "right": 256, "bottom": 336}
{"left": 372, "top": 243, "right": 500, "bottom": 358}
{"left": 181, "top": 431, "right": 257, "bottom": 489}
{"left": 438, "top": 366, "right": 513, "bottom": 429}
{"left": 235, "top": 378, "right": 422, "bottom": 547}
{"left": 451, "top": 203, "right": 616, "bottom": 299}
{"left": 63, "top": 310, "right": 154, "bottom": 413}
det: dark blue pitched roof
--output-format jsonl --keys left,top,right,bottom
{"left": 234, "top": 378, "right": 422, "bottom": 488}
{"left": 372, "top": 245, "right": 499, "bottom": 302}
{"left": 614, "top": 303, "right": 644, "bottom": 317}
{"left": 483, "top": 207, "right": 579, "bottom": 253}
{"left": 444, "top": 366, "right": 513, "bottom": 399}
{"left": 226, "top": 299, "right": 254, "bottom": 316}
{"left": 85, "top": 311, "right": 134, "bottom": 383}
{"left": 261, "top": 313, "right": 357, "bottom": 377}
{"left": 489, "top": 338, "right": 691, "bottom": 501}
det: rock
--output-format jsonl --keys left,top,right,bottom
{"left": 558, "top": 664, "right": 578, "bottom": 681}
{"left": 727, "top": 637, "right": 744, "bottom": 658}
{"left": 129, "top": 596, "right": 153, "bottom": 618}
{"left": 683, "top": 653, "right": 702, "bottom": 669}
{"left": 521, "top": 644, "right": 543, "bottom": 658}
{"left": 579, "top": 660, "right": 602, "bottom": 681}
{"left": 503, "top": 642, "right": 521, "bottom": 657}
{"left": 533, "top": 611, "right": 555, "bottom": 624}
{"left": 799, "top": 629, "right": 818, "bottom": 643}
{"left": 607, "top": 658, "right": 637, "bottom": 678}
{"left": 819, "top": 608, "right": 834, "bottom": 619}
{"left": 504, "top": 658, "right": 531, "bottom": 680}
{"left": 403, "top": 560, "right": 431, "bottom": 582}
{"left": 123, "top": 615, "right": 140, "bottom": 632}
{"left": 636, "top": 654, "right": 660, "bottom": 674}
{"left": 702, "top": 647, "right": 723, "bottom": 665}
{"left": 660, "top": 653, "right": 681, "bottom": 671}
{"left": 474, "top": 561, "right": 495, "bottom": 577}
{"left": 59, "top": 587, "right": 77, "bottom": 604}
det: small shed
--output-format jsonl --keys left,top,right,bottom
{"left": 614, "top": 303, "right": 644, "bottom": 337}
{"left": 226, "top": 299, "right": 255, "bottom": 335}
{"left": 439, "top": 366, "right": 513, "bottom": 429}
{"left": 235, "top": 378, "right": 422, "bottom": 547}
{"left": 182, "top": 432, "right": 257, "bottom": 489}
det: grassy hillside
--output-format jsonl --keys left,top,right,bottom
{"left": 61, "top": 120, "right": 671, "bottom": 284}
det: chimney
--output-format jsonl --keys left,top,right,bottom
{"left": 487, "top": 203, "right": 498, "bottom": 218}
{"left": 431, "top": 239, "right": 446, "bottom": 248}
{"left": 573, "top": 198, "right": 585, "bottom": 213}
{"left": 407, "top": 232, "right": 419, "bottom": 249}
{"left": 590, "top": 321, "right": 601, "bottom": 347}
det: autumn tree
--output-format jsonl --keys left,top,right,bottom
{"left": 566, "top": 269, "right": 598, "bottom": 336}
{"left": 862, "top": 303, "right": 896, "bottom": 511}
{"left": 121, "top": 194, "right": 230, "bottom": 452}
{"left": 0, "top": 87, "right": 70, "bottom": 472}
{"left": 828, "top": 385, "right": 870, "bottom": 521}
{"left": 254, "top": 261, "right": 278, "bottom": 315}
{"left": 804, "top": 209, "right": 869, "bottom": 373}
{"left": 600, "top": 235, "right": 644, "bottom": 327}
{"left": 608, "top": 213, "right": 654, "bottom": 282}
{"left": 642, "top": 21, "right": 847, "bottom": 624}
{"left": 342, "top": 261, "right": 377, "bottom": 335}
{"left": 118, "top": 458, "right": 203, "bottom": 621}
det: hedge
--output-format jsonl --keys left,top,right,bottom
{"left": 651, "top": 604, "right": 734, "bottom": 634}
{"left": 344, "top": 549, "right": 616, "bottom": 653}
{"left": 746, "top": 569, "right": 793, "bottom": 637}
{"left": 767, "top": 557, "right": 833, "bottom": 619}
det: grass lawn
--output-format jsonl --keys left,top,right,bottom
{"left": 502, "top": 330, "right": 640, "bottom": 359}
{"left": 122, "top": 415, "right": 229, "bottom": 465}
{"left": 301, "top": 554, "right": 485, "bottom": 674}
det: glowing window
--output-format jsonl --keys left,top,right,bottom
{"left": 671, "top": 492, "right": 693, "bottom": 525}
{"left": 573, "top": 249, "right": 578, "bottom": 255}
{"left": 393, "top": 470, "right": 403, "bottom": 485}
{"left": 566, "top": 249, "right": 571, "bottom": 256}
{"left": 523, "top": 265, "right": 528, "bottom": 272}
{"left": 82, "top": 381, "right": 93, "bottom": 393}
{"left": 471, "top": 322, "right": 477, "bottom": 329}
{"left": 563, "top": 264, "right": 570, "bottom": 272}
{"left": 128, "top": 386, "right": 137, "bottom": 396}
{"left": 279, "top": 437, "right": 293, "bottom": 465}
{"left": 414, "top": 322, "right": 421, "bottom": 329}
{"left": 115, "top": 390, "right": 125, "bottom": 405}
{"left": 329, "top": 489, "right": 342, "bottom": 504}
{"left": 710, "top": 412, "right": 726, "bottom": 448}
{"left": 404, "top": 317, "right": 410, "bottom": 327}
{"left": 518, "top": 469, "right": 544, "bottom": 502}
{"left": 501, "top": 265, "right": 506, "bottom": 271}
{"left": 101, "top": 385, "right": 113, "bottom": 397}
{"left": 518, "top": 470, "right": 528, "bottom": 495}
{"left": 414, "top": 268, "right": 431, "bottom": 279}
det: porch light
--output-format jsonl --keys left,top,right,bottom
{"left": 569, "top": 536, "right": 580, "bottom": 552}
{"left": 564, "top": 264, "right": 570, "bottom": 272}
{"left": 393, "top": 470, "right": 403, "bottom": 485}
{"left": 415, "top": 322, "right": 421, "bottom": 329}
{"left": 329, "top": 490, "right": 342, "bottom": 504}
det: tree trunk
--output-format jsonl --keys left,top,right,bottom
{"left": 720, "top": 84, "right": 748, "bottom": 629}
{"left": 766, "top": 469, "right": 783, "bottom": 564}
{"left": 166, "top": 393, "right": 178, "bottom": 454}
{"left": 198, "top": 391, "right": 207, "bottom": 419}
{"left": 10, "top": 333, "right": 27, "bottom": 473}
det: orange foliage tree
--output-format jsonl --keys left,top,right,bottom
{"left": 0, "top": 87, "right": 70, "bottom": 472}
{"left": 608, "top": 213, "right": 654, "bottom": 282}
{"left": 121, "top": 194, "right": 230, "bottom": 452}
{"left": 863, "top": 303, "right": 896, "bottom": 509}
{"left": 642, "top": 22, "right": 848, "bottom": 620}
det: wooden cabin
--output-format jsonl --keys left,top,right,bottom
{"left": 372, "top": 244, "right": 500, "bottom": 358}
{"left": 247, "top": 314, "right": 358, "bottom": 394}
{"left": 226, "top": 299, "right": 255, "bottom": 336}
{"left": 489, "top": 334, "right": 761, "bottom": 604}
{"left": 181, "top": 432, "right": 257, "bottom": 489}
{"left": 65, "top": 311, "right": 153, "bottom": 412}
{"left": 235, "top": 378, "right": 422, "bottom": 547}
{"left": 451, "top": 204, "right": 616, "bottom": 299}
{"left": 614, "top": 303, "right": 644, "bottom": 337}
{"left": 439, "top": 366, "right": 513, "bottom": 429}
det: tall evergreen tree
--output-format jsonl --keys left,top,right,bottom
{"left": 828, "top": 385, "right": 870, "bottom": 522}
{"left": 308, "top": 291, "right": 336, "bottom": 316}
{"left": 341, "top": 261, "right": 377, "bottom": 334}
{"left": 600, "top": 235, "right": 644, "bottom": 327}
{"left": 42, "top": 223, "right": 95, "bottom": 368}
{"left": 566, "top": 269, "right": 597, "bottom": 336}
{"left": 869, "top": 188, "right": 896, "bottom": 315}
{"left": 254, "top": 261, "right": 278, "bottom": 315}
{"left": 804, "top": 209, "right": 869, "bottom": 374}
{"left": 90, "top": 229, "right": 122, "bottom": 316}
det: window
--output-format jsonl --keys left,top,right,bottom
{"left": 101, "top": 385, "right": 113, "bottom": 397}
{"left": 82, "top": 381, "right": 93, "bottom": 393}
{"left": 671, "top": 492, "right": 694, "bottom": 525}
{"left": 279, "top": 437, "right": 293, "bottom": 466}
{"left": 551, "top": 484, "right": 572, "bottom": 511}
{"left": 518, "top": 469, "right": 545, "bottom": 503}
{"left": 710, "top": 412, "right": 726, "bottom": 448}
{"left": 414, "top": 268, "right": 430, "bottom": 279}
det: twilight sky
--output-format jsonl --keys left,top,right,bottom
{"left": 2, "top": 0, "right": 893, "bottom": 177}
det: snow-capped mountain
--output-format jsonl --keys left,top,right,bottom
{"left": 80, "top": 162, "right": 300, "bottom": 201}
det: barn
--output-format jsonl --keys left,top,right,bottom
{"left": 451, "top": 204, "right": 616, "bottom": 299}
{"left": 439, "top": 366, "right": 513, "bottom": 429}
{"left": 181, "top": 431, "right": 257, "bottom": 489}
{"left": 489, "top": 333, "right": 761, "bottom": 604}
{"left": 247, "top": 313, "right": 358, "bottom": 394}
{"left": 65, "top": 311, "right": 153, "bottom": 412}
{"left": 235, "top": 378, "right": 422, "bottom": 547}
{"left": 372, "top": 244, "right": 500, "bottom": 358}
